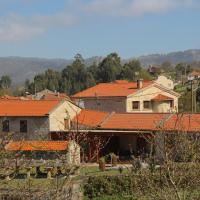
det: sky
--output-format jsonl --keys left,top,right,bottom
{"left": 0, "top": 0, "right": 200, "bottom": 59}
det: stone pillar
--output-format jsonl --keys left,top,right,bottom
{"left": 5, "top": 168, "right": 11, "bottom": 181}
{"left": 46, "top": 167, "right": 53, "bottom": 179}
{"left": 26, "top": 167, "right": 32, "bottom": 179}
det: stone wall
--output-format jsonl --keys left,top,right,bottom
{"left": 82, "top": 97, "right": 126, "bottom": 112}
{"left": 0, "top": 116, "right": 49, "bottom": 140}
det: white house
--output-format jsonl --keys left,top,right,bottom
{"left": 72, "top": 77, "right": 180, "bottom": 113}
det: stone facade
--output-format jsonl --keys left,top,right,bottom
{"left": 2, "top": 117, "right": 49, "bottom": 140}
{"left": 83, "top": 97, "right": 126, "bottom": 113}
{"left": 0, "top": 100, "right": 81, "bottom": 140}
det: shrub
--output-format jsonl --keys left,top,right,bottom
{"left": 84, "top": 175, "right": 133, "bottom": 199}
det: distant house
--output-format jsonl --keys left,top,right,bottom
{"left": 5, "top": 140, "right": 80, "bottom": 165}
{"left": 27, "top": 89, "right": 70, "bottom": 100}
{"left": 0, "top": 99, "right": 80, "bottom": 140}
{"left": 72, "top": 77, "right": 180, "bottom": 113}
{"left": 188, "top": 70, "right": 200, "bottom": 81}
{"left": 148, "top": 65, "right": 163, "bottom": 75}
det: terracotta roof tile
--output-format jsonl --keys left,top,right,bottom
{"left": 151, "top": 94, "right": 173, "bottom": 101}
{"left": 5, "top": 141, "right": 69, "bottom": 151}
{"left": 101, "top": 113, "right": 165, "bottom": 131}
{"left": 0, "top": 100, "right": 61, "bottom": 116}
{"left": 73, "top": 109, "right": 109, "bottom": 127}
{"left": 72, "top": 80, "right": 154, "bottom": 98}
{"left": 75, "top": 111, "right": 200, "bottom": 132}
{"left": 101, "top": 113, "right": 200, "bottom": 132}
{"left": 40, "top": 93, "right": 70, "bottom": 100}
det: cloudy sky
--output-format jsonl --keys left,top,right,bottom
{"left": 0, "top": 0, "right": 199, "bottom": 58}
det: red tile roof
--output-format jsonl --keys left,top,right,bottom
{"left": 74, "top": 110, "right": 200, "bottom": 132}
{"left": 101, "top": 113, "right": 200, "bottom": 132}
{"left": 100, "top": 113, "right": 161, "bottom": 130}
{"left": 0, "top": 100, "right": 61, "bottom": 116}
{"left": 5, "top": 141, "right": 69, "bottom": 151}
{"left": 151, "top": 94, "right": 173, "bottom": 101}
{"left": 72, "top": 80, "right": 154, "bottom": 98}
{"left": 189, "top": 71, "right": 200, "bottom": 77}
{"left": 41, "top": 93, "right": 69, "bottom": 100}
{"left": 73, "top": 109, "right": 109, "bottom": 127}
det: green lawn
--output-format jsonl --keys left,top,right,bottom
{"left": 79, "top": 166, "right": 130, "bottom": 177}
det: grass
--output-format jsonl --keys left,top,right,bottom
{"left": 0, "top": 178, "right": 56, "bottom": 190}
{"left": 84, "top": 195, "right": 136, "bottom": 200}
{"left": 79, "top": 166, "right": 130, "bottom": 177}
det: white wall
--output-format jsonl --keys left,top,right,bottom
{"left": 49, "top": 100, "right": 81, "bottom": 132}
{"left": 155, "top": 76, "right": 174, "bottom": 90}
{"left": 126, "top": 85, "right": 178, "bottom": 113}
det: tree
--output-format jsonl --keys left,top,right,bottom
{"left": 161, "top": 61, "right": 172, "bottom": 72}
{"left": 0, "top": 75, "right": 11, "bottom": 89}
{"left": 87, "top": 62, "right": 99, "bottom": 81}
{"left": 175, "top": 63, "right": 186, "bottom": 75}
{"left": 45, "top": 69, "right": 60, "bottom": 92}
{"left": 60, "top": 54, "right": 95, "bottom": 94}
{"left": 120, "top": 60, "right": 142, "bottom": 81}
{"left": 97, "top": 53, "right": 122, "bottom": 82}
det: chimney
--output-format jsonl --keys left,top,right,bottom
{"left": 137, "top": 79, "right": 143, "bottom": 89}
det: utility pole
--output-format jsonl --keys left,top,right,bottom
{"left": 189, "top": 79, "right": 199, "bottom": 113}
{"left": 191, "top": 80, "right": 193, "bottom": 113}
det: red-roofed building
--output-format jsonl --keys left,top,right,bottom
{"left": 72, "top": 78, "right": 180, "bottom": 113}
{"left": 0, "top": 99, "right": 80, "bottom": 140}
{"left": 71, "top": 110, "right": 200, "bottom": 161}
{"left": 188, "top": 70, "right": 200, "bottom": 81}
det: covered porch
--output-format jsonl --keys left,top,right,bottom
{"left": 85, "top": 131, "right": 154, "bottom": 162}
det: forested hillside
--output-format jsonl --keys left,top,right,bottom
{"left": 1, "top": 49, "right": 200, "bottom": 84}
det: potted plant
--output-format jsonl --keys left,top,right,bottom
{"left": 99, "top": 157, "right": 106, "bottom": 171}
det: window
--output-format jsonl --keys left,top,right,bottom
{"left": 143, "top": 101, "right": 151, "bottom": 109}
{"left": 132, "top": 101, "right": 140, "bottom": 110}
{"left": 20, "top": 120, "right": 27, "bottom": 133}
{"left": 2, "top": 120, "right": 9, "bottom": 132}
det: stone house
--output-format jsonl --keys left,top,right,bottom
{"left": 0, "top": 99, "right": 80, "bottom": 140}
{"left": 72, "top": 77, "right": 180, "bottom": 113}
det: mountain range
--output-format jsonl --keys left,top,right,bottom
{"left": 1, "top": 49, "right": 200, "bottom": 84}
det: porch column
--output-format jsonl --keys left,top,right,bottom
{"left": 154, "top": 131, "right": 165, "bottom": 164}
